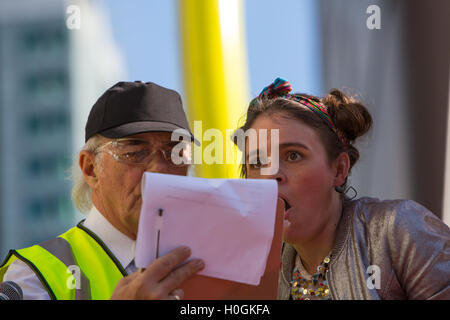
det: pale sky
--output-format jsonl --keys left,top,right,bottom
{"left": 100, "top": 0, "right": 323, "bottom": 98}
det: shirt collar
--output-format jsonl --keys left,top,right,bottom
{"left": 82, "top": 206, "right": 135, "bottom": 270}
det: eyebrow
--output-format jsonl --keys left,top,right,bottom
{"left": 117, "top": 138, "right": 180, "bottom": 146}
{"left": 116, "top": 139, "right": 149, "bottom": 145}
{"left": 279, "top": 142, "right": 310, "bottom": 150}
{"left": 247, "top": 142, "right": 309, "bottom": 159}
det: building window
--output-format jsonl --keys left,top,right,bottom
{"left": 24, "top": 71, "right": 68, "bottom": 106}
{"left": 25, "top": 110, "right": 69, "bottom": 135}
{"left": 21, "top": 26, "right": 67, "bottom": 59}
{"left": 26, "top": 154, "right": 71, "bottom": 178}
{"left": 27, "top": 193, "right": 72, "bottom": 220}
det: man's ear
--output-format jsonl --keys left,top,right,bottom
{"left": 79, "top": 150, "right": 99, "bottom": 189}
{"left": 333, "top": 152, "right": 350, "bottom": 187}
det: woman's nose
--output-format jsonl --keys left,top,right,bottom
{"left": 274, "top": 170, "right": 286, "bottom": 184}
{"left": 262, "top": 166, "right": 286, "bottom": 184}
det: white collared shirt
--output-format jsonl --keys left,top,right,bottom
{"left": 3, "top": 206, "right": 137, "bottom": 300}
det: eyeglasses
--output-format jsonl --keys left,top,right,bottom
{"left": 95, "top": 138, "right": 192, "bottom": 167}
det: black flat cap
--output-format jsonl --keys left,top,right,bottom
{"left": 85, "top": 81, "right": 199, "bottom": 144}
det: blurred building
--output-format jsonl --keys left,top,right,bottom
{"left": 0, "top": 0, "right": 126, "bottom": 258}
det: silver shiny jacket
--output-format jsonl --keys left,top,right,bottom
{"left": 278, "top": 197, "right": 450, "bottom": 299}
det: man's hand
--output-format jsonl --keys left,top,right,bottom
{"left": 110, "top": 246, "right": 204, "bottom": 300}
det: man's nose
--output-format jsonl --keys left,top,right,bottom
{"left": 145, "top": 150, "right": 172, "bottom": 174}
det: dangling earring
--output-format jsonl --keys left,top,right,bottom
{"left": 335, "top": 178, "right": 358, "bottom": 200}
{"left": 345, "top": 186, "right": 358, "bottom": 200}
{"left": 335, "top": 177, "right": 348, "bottom": 194}
{"left": 335, "top": 184, "right": 345, "bottom": 193}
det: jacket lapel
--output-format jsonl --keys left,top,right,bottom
{"left": 277, "top": 243, "right": 297, "bottom": 299}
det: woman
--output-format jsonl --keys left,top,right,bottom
{"left": 235, "top": 78, "right": 450, "bottom": 300}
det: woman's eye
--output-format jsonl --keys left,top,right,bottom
{"left": 248, "top": 158, "right": 261, "bottom": 169}
{"left": 286, "top": 151, "right": 302, "bottom": 162}
{"left": 248, "top": 157, "right": 271, "bottom": 169}
{"left": 253, "top": 161, "right": 263, "bottom": 169}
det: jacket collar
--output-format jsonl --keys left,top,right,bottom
{"left": 330, "top": 198, "right": 352, "bottom": 264}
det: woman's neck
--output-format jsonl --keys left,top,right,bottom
{"left": 293, "top": 198, "right": 342, "bottom": 275}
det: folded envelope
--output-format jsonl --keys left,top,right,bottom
{"left": 135, "top": 172, "right": 279, "bottom": 286}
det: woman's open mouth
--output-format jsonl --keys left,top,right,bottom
{"left": 283, "top": 198, "right": 291, "bottom": 210}
{"left": 278, "top": 194, "right": 292, "bottom": 219}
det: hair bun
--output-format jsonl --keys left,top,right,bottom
{"left": 323, "top": 89, "right": 372, "bottom": 143}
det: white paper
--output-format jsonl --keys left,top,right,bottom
{"left": 135, "top": 172, "right": 278, "bottom": 286}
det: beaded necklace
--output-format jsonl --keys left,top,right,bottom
{"left": 290, "top": 253, "right": 332, "bottom": 300}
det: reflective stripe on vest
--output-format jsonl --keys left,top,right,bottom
{"left": 38, "top": 237, "right": 92, "bottom": 300}
{"left": 0, "top": 221, "right": 127, "bottom": 300}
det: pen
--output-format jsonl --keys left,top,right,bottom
{"left": 156, "top": 208, "right": 163, "bottom": 259}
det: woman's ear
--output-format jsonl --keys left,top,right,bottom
{"left": 333, "top": 152, "right": 350, "bottom": 188}
{"left": 79, "top": 150, "right": 99, "bottom": 189}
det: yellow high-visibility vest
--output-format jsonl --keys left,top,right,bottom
{"left": 0, "top": 221, "right": 126, "bottom": 300}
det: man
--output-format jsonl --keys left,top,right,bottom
{"left": 0, "top": 81, "right": 205, "bottom": 299}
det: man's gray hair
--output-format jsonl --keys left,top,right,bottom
{"left": 71, "top": 135, "right": 104, "bottom": 213}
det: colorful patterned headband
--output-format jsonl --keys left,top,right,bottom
{"left": 253, "top": 77, "right": 347, "bottom": 145}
